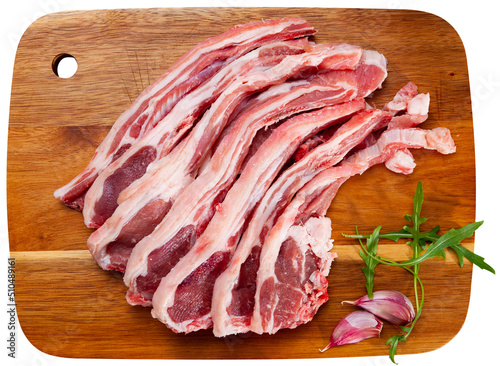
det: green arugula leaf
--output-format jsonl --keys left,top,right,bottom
{"left": 449, "top": 244, "right": 495, "bottom": 274}
{"left": 413, "top": 181, "right": 424, "bottom": 217}
{"left": 359, "top": 226, "right": 381, "bottom": 298}
{"left": 452, "top": 245, "right": 465, "bottom": 267}
{"left": 386, "top": 335, "right": 405, "bottom": 364}
{"left": 400, "top": 326, "right": 412, "bottom": 333}
{"left": 396, "top": 221, "right": 484, "bottom": 268}
{"left": 419, "top": 225, "right": 440, "bottom": 249}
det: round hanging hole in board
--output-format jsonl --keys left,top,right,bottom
{"left": 52, "top": 53, "right": 78, "bottom": 78}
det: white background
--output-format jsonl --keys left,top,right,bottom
{"left": 1, "top": 1, "right": 499, "bottom": 365}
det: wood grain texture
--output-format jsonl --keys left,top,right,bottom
{"left": 7, "top": 7, "right": 475, "bottom": 360}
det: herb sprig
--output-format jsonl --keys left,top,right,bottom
{"left": 344, "top": 181, "right": 495, "bottom": 363}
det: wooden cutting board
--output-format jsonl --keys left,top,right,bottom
{"left": 7, "top": 7, "right": 475, "bottom": 360}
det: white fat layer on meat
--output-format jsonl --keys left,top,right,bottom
{"left": 361, "top": 49, "right": 388, "bottom": 69}
{"left": 89, "top": 41, "right": 310, "bottom": 267}
{"left": 254, "top": 79, "right": 310, "bottom": 102}
{"left": 407, "top": 93, "right": 430, "bottom": 115}
{"left": 287, "top": 216, "right": 333, "bottom": 260}
{"left": 146, "top": 21, "right": 294, "bottom": 97}
{"left": 384, "top": 149, "right": 416, "bottom": 174}
{"left": 55, "top": 19, "right": 307, "bottom": 206}
{"left": 359, "top": 50, "right": 388, "bottom": 89}
{"left": 84, "top": 41, "right": 298, "bottom": 225}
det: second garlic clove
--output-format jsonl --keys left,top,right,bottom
{"left": 320, "top": 310, "right": 383, "bottom": 352}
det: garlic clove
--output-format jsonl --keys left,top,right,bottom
{"left": 343, "top": 290, "right": 415, "bottom": 326}
{"left": 320, "top": 310, "right": 383, "bottom": 352}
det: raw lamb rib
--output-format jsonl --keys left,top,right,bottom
{"left": 87, "top": 43, "right": 366, "bottom": 272}
{"left": 54, "top": 17, "right": 316, "bottom": 211}
{"left": 124, "top": 99, "right": 365, "bottom": 307}
{"left": 88, "top": 82, "right": 357, "bottom": 272}
{"left": 248, "top": 126, "right": 455, "bottom": 335}
{"left": 208, "top": 109, "right": 388, "bottom": 336}
{"left": 122, "top": 47, "right": 387, "bottom": 307}
{"left": 149, "top": 100, "right": 393, "bottom": 334}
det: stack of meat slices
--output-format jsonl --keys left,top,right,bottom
{"left": 54, "top": 18, "right": 456, "bottom": 336}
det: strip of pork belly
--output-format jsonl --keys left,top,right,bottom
{"left": 148, "top": 102, "right": 393, "bottom": 334}
{"left": 81, "top": 39, "right": 326, "bottom": 228}
{"left": 54, "top": 18, "right": 316, "bottom": 211}
{"left": 123, "top": 99, "right": 365, "bottom": 307}
{"left": 249, "top": 126, "right": 456, "bottom": 335}
{"left": 209, "top": 109, "right": 391, "bottom": 336}
{"left": 87, "top": 45, "right": 366, "bottom": 270}
{"left": 89, "top": 82, "right": 358, "bottom": 273}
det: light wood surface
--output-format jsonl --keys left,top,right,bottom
{"left": 7, "top": 7, "right": 475, "bottom": 359}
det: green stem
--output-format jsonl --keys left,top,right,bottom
{"left": 401, "top": 268, "right": 424, "bottom": 339}
{"left": 345, "top": 233, "right": 438, "bottom": 242}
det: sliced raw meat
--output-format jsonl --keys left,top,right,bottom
{"left": 54, "top": 17, "right": 316, "bottom": 211}
{"left": 82, "top": 39, "right": 317, "bottom": 228}
{"left": 122, "top": 99, "right": 364, "bottom": 307}
{"left": 211, "top": 86, "right": 437, "bottom": 336}
{"left": 249, "top": 126, "right": 455, "bottom": 335}
{"left": 121, "top": 47, "right": 384, "bottom": 210}
{"left": 149, "top": 102, "right": 391, "bottom": 333}
{"left": 119, "top": 43, "right": 364, "bottom": 205}
{"left": 89, "top": 82, "right": 358, "bottom": 273}
{"left": 88, "top": 44, "right": 367, "bottom": 272}
{"left": 82, "top": 42, "right": 365, "bottom": 229}
{"left": 209, "top": 109, "right": 392, "bottom": 336}
{"left": 124, "top": 99, "right": 364, "bottom": 307}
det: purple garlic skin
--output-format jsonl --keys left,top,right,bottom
{"left": 320, "top": 310, "right": 383, "bottom": 352}
{"left": 343, "top": 290, "right": 415, "bottom": 326}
